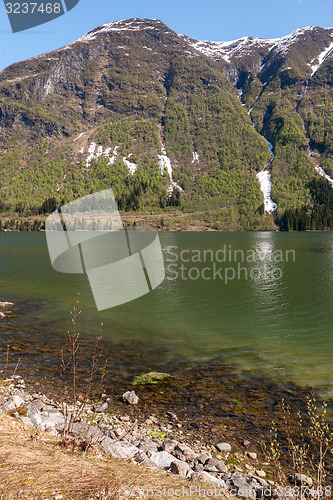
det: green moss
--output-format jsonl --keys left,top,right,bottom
{"left": 227, "top": 456, "right": 239, "bottom": 466}
{"left": 149, "top": 431, "right": 166, "bottom": 440}
{"left": 131, "top": 371, "right": 171, "bottom": 386}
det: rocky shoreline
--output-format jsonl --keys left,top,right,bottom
{"left": 1, "top": 374, "right": 316, "bottom": 499}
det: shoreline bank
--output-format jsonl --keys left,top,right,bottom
{"left": 0, "top": 370, "right": 322, "bottom": 499}
{"left": 1, "top": 337, "right": 332, "bottom": 485}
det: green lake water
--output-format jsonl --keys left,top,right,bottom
{"left": 0, "top": 231, "right": 332, "bottom": 397}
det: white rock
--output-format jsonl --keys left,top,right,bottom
{"left": 122, "top": 391, "right": 139, "bottom": 405}
{"left": 215, "top": 442, "right": 231, "bottom": 452}
{"left": 102, "top": 439, "right": 140, "bottom": 459}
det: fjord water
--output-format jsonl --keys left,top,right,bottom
{"left": 0, "top": 231, "right": 332, "bottom": 396}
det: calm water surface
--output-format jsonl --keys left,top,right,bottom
{"left": 0, "top": 231, "right": 332, "bottom": 396}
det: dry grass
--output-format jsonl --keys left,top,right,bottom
{"left": 0, "top": 414, "right": 228, "bottom": 499}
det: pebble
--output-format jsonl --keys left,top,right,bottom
{"left": 255, "top": 469, "right": 266, "bottom": 478}
{"left": 119, "top": 415, "right": 130, "bottom": 422}
{"left": 246, "top": 451, "right": 257, "bottom": 460}
{"left": 93, "top": 402, "right": 108, "bottom": 413}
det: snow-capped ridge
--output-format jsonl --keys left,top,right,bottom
{"left": 65, "top": 19, "right": 169, "bottom": 47}
{"left": 182, "top": 26, "right": 333, "bottom": 66}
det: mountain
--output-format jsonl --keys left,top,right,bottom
{"left": 1, "top": 19, "right": 333, "bottom": 230}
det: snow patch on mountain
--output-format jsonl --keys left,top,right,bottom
{"left": 158, "top": 145, "right": 183, "bottom": 195}
{"left": 315, "top": 165, "right": 333, "bottom": 186}
{"left": 123, "top": 154, "right": 137, "bottom": 175}
{"left": 309, "top": 38, "right": 333, "bottom": 75}
{"left": 257, "top": 170, "right": 277, "bottom": 213}
{"left": 192, "top": 151, "right": 199, "bottom": 163}
{"left": 256, "top": 137, "right": 277, "bottom": 213}
{"left": 85, "top": 143, "right": 119, "bottom": 168}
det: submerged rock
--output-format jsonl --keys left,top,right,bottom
{"left": 122, "top": 390, "right": 139, "bottom": 405}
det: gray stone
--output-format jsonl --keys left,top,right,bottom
{"left": 122, "top": 391, "right": 139, "bottom": 405}
{"left": 70, "top": 421, "right": 104, "bottom": 442}
{"left": 170, "top": 460, "right": 192, "bottom": 479}
{"left": 171, "top": 450, "right": 186, "bottom": 461}
{"left": 119, "top": 415, "right": 130, "bottom": 422}
{"left": 215, "top": 442, "right": 232, "bottom": 453}
{"left": 17, "top": 416, "right": 33, "bottom": 427}
{"left": 246, "top": 451, "right": 257, "bottom": 460}
{"left": 205, "top": 457, "right": 227, "bottom": 473}
{"left": 3, "top": 395, "right": 24, "bottom": 412}
{"left": 254, "top": 477, "right": 269, "bottom": 488}
{"left": 39, "top": 411, "right": 64, "bottom": 431}
{"left": 293, "top": 473, "right": 313, "bottom": 487}
{"left": 191, "top": 471, "right": 227, "bottom": 488}
{"left": 32, "top": 399, "right": 45, "bottom": 411}
{"left": 102, "top": 438, "right": 140, "bottom": 459}
{"left": 243, "top": 440, "right": 251, "bottom": 447}
{"left": 133, "top": 451, "right": 149, "bottom": 464}
{"left": 197, "top": 452, "right": 211, "bottom": 464}
{"left": 255, "top": 470, "right": 266, "bottom": 478}
{"left": 138, "top": 440, "right": 158, "bottom": 453}
{"left": 148, "top": 451, "right": 177, "bottom": 469}
{"left": 93, "top": 402, "right": 108, "bottom": 413}
{"left": 99, "top": 424, "right": 117, "bottom": 440}
{"left": 175, "top": 443, "right": 197, "bottom": 461}
{"left": 193, "top": 463, "right": 204, "bottom": 472}
{"left": 161, "top": 439, "right": 177, "bottom": 453}
{"left": 203, "top": 464, "right": 219, "bottom": 473}
{"left": 232, "top": 475, "right": 255, "bottom": 499}
{"left": 26, "top": 403, "right": 42, "bottom": 427}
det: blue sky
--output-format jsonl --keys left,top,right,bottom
{"left": 1, "top": 0, "right": 333, "bottom": 71}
